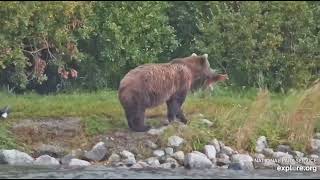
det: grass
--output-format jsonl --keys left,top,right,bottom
{"left": 0, "top": 84, "right": 319, "bottom": 154}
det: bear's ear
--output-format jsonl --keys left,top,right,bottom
{"left": 191, "top": 53, "right": 197, "bottom": 57}
{"left": 200, "top": 54, "right": 210, "bottom": 67}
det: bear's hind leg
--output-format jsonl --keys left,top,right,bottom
{"left": 176, "top": 92, "right": 188, "bottom": 124}
{"left": 131, "top": 107, "right": 151, "bottom": 132}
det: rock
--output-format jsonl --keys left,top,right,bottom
{"left": 311, "top": 139, "right": 320, "bottom": 154}
{"left": 276, "top": 145, "right": 292, "bottom": 153}
{"left": 131, "top": 161, "right": 149, "bottom": 169}
{"left": 200, "top": 119, "right": 213, "bottom": 127}
{"left": 123, "top": 158, "right": 136, "bottom": 166}
{"left": 108, "top": 153, "right": 121, "bottom": 163}
{"left": 84, "top": 142, "right": 107, "bottom": 161}
{"left": 0, "top": 149, "right": 34, "bottom": 165}
{"left": 68, "top": 159, "right": 91, "bottom": 167}
{"left": 209, "top": 139, "right": 220, "bottom": 153}
{"left": 273, "top": 152, "right": 293, "bottom": 159}
{"left": 168, "top": 136, "right": 184, "bottom": 148}
{"left": 147, "top": 126, "right": 168, "bottom": 136}
{"left": 309, "top": 155, "right": 320, "bottom": 165}
{"left": 273, "top": 152, "right": 296, "bottom": 166}
{"left": 120, "top": 150, "right": 136, "bottom": 166}
{"left": 230, "top": 154, "right": 254, "bottom": 171}
{"left": 172, "top": 151, "right": 185, "bottom": 165}
{"left": 216, "top": 153, "right": 231, "bottom": 166}
{"left": 160, "top": 162, "right": 175, "bottom": 169}
{"left": 292, "top": 151, "right": 304, "bottom": 158}
{"left": 34, "top": 155, "right": 60, "bottom": 166}
{"left": 253, "top": 153, "right": 278, "bottom": 169}
{"left": 262, "top": 148, "right": 274, "bottom": 157}
{"left": 164, "top": 147, "right": 174, "bottom": 156}
{"left": 36, "top": 144, "right": 66, "bottom": 158}
{"left": 204, "top": 145, "right": 216, "bottom": 160}
{"left": 120, "top": 150, "right": 135, "bottom": 159}
{"left": 146, "top": 157, "right": 161, "bottom": 167}
{"left": 145, "top": 140, "right": 158, "bottom": 149}
{"left": 165, "top": 157, "right": 179, "bottom": 168}
{"left": 159, "top": 155, "right": 171, "bottom": 164}
{"left": 221, "top": 146, "right": 234, "bottom": 156}
{"left": 255, "top": 136, "right": 268, "bottom": 153}
{"left": 60, "top": 154, "right": 74, "bottom": 165}
{"left": 71, "top": 149, "right": 85, "bottom": 158}
{"left": 153, "top": 150, "right": 165, "bottom": 158}
{"left": 314, "top": 133, "right": 320, "bottom": 139}
{"left": 184, "top": 152, "right": 213, "bottom": 169}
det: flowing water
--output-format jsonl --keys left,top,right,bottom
{"left": 0, "top": 165, "right": 319, "bottom": 179}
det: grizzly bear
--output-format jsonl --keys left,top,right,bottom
{"left": 118, "top": 53, "right": 228, "bottom": 132}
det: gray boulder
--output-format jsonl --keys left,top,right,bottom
{"left": 168, "top": 136, "right": 184, "bottom": 148}
{"left": 0, "top": 149, "right": 34, "bottom": 165}
{"left": 255, "top": 136, "right": 268, "bottom": 153}
{"left": 204, "top": 145, "right": 216, "bottom": 160}
{"left": 230, "top": 154, "right": 254, "bottom": 171}
{"left": 172, "top": 151, "right": 185, "bottom": 165}
{"left": 34, "top": 155, "right": 60, "bottom": 166}
{"left": 184, "top": 152, "right": 213, "bottom": 169}
{"left": 84, "top": 142, "right": 107, "bottom": 161}
{"left": 68, "top": 159, "right": 91, "bottom": 167}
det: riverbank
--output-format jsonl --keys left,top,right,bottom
{"left": 0, "top": 84, "right": 319, "bottom": 173}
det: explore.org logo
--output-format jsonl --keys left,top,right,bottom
{"left": 276, "top": 165, "right": 318, "bottom": 173}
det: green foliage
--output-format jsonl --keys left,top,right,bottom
{"left": 0, "top": 1, "right": 319, "bottom": 92}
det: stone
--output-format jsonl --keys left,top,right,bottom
{"left": 311, "top": 139, "right": 320, "bottom": 154}
{"left": 131, "top": 161, "right": 149, "bottom": 169}
{"left": 34, "top": 155, "right": 60, "bottom": 166}
{"left": 273, "top": 152, "right": 296, "bottom": 166}
{"left": 200, "top": 119, "right": 213, "bottom": 127}
{"left": 0, "top": 149, "right": 34, "bottom": 166}
{"left": 204, "top": 145, "right": 216, "bottom": 160}
{"left": 172, "top": 151, "right": 185, "bottom": 165}
{"left": 255, "top": 136, "right": 268, "bottom": 153}
{"left": 164, "top": 147, "right": 174, "bottom": 156}
{"left": 216, "top": 153, "right": 231, "bottom": 166}
{"left": 120, "top": 150, "right": 135, "bottom": 159}
{"left": 108, "top": 153, "right": 121, "bottom": 163}
{"left": 68, "top": 159, "right": 91, "bottom": 167}
{"left": 168, "top": 136, "right": 184, "bottom": 148}
{"left": 165, "top": 157, "right": 179, "bottom": 168}
{"left": 230, "top": 154, "right": 254, "bottom": 171}
{"left": 262, "top": 148, "right": 274, "bottom": 157}
{"left": 147, "top": 126, "right": 168, "bottom": 136}
{"left": 292, "top": 151, "right": 304, "bottom": 158}
{"left": 221, "top": 146, "right": 234, "bottom": 156}
{"left": 314, "top": 133, "right": 320, "bottom": 139}
{"left": 146, "top": 157, "right": 161, "bottom": 167}
{"left": 276, "top": 145, "right": 292, "bottom": 153}
{"left": 120, "top": 150, "right": 136, "bottom": 166}
{"left": 184, "top": 152, "right": 213, "bottom": 169}
{"left": 153, "top": 150, "right": 165, "bottom": 158}
{"left": 84, "top": 142, "right": 107, "bottom": 161}
{"left": 60, "top": 154, "right": 74, "bottom": 165}
{"left": 145, "top": 140, "right": 158, "bottom": 149}
{"left": 209, "top": 139, "right": 220, "bottom": 153}
{"left": 160, "top": 162, "right": 175, "bottom": 169}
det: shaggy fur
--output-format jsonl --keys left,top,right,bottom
{"left": 118, "top": 54, "right": 218, "bottom": 132}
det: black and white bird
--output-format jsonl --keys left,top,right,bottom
{"left": 0, "top": 106, "right": 10, "bottom": 119}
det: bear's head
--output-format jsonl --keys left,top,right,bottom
{"left": 171, "top": 53, "right": 218, "bottom": 91}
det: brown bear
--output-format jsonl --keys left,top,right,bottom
{"left": 118, "top": 53, "right": 227, "bottom": 132}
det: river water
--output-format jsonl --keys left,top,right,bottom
{"left": 0, "top": 165, "right": 319, "bottom": 179}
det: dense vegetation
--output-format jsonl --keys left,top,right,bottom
{"left": 0, "top": 1, "right": 319, "bottom": 94}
